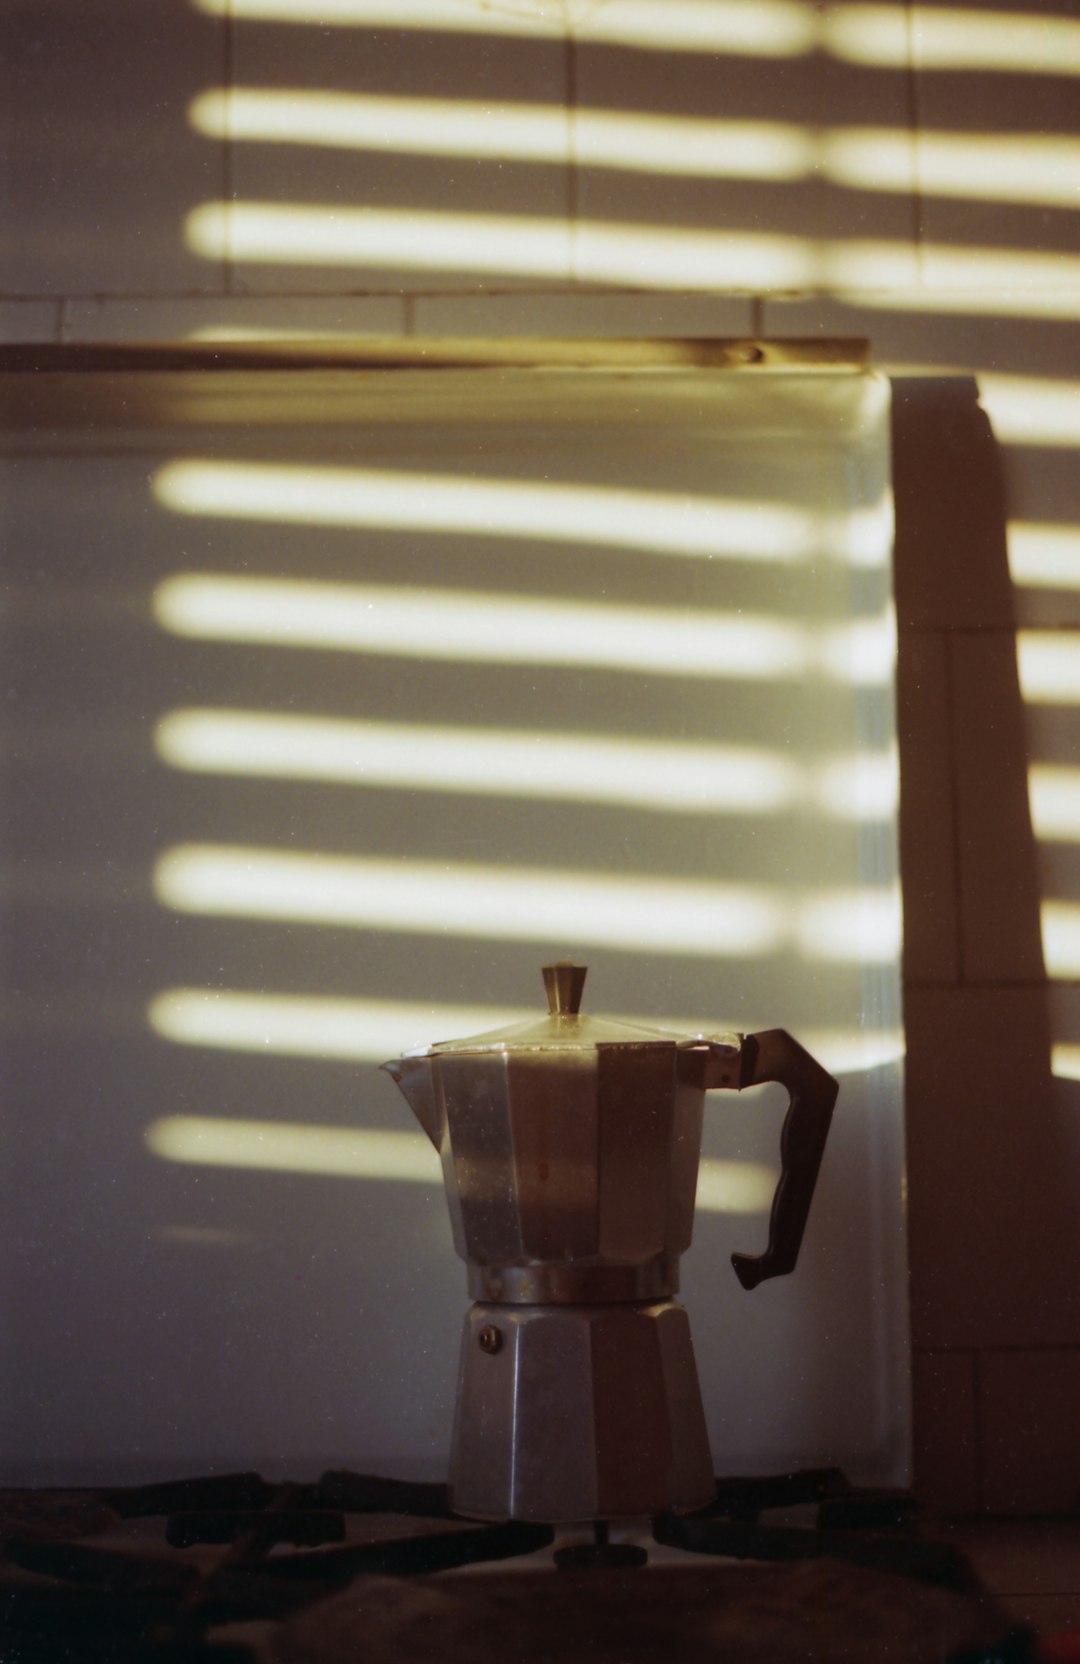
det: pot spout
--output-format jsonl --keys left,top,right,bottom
{"left": 381, "top": 1054, "right": 442, "bottom": 1150}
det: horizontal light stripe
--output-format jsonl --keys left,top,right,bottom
{"left": 829, "top": 241, "right": 1080, "bottom": 295}
{"left": 979, "top": 378, "right": 1080, "bottom": 450}
{"left": 1041, "top": 902, "right": 1080, "bottom": 978}
{"left": 147, "top": 1117, "right": 440, "bottom": 1181}
{"left": 187, "top": 0, "right": 568, "bottom": 31}
{"left": 144, "top": 1113, "right": 778, "bottom": 1214}
{"left": 185, "top": 202, "right": 1080, "bottom": 304}
{"left": 825, "top": 6, "right": 1080, "bottom": 73}
{"left": 187, "top": 200, "right": 571, "bottom": 279}
{"left": 153, "top": 575, "right": 806, "bottom": 680}
{"left": 189, "top": 88, "right": 576, "bottom": 164}
{"left": 192, "top": 91, "right": 1080, "bottom": 212}
{"left": 854, "top": 287, "right": 1080, "bottom": 322}
{"left": 839, "top": 6, "right": 1080, "bottom": 73}
{"left": 152, "top": 576, "right": 895, "bottom": 688}
{"left": 1029, "top": 767, "right": 1080, "bottom": 842}
{"left": 815, "top": 746, "right": 900, "bottom": 821}
{"left": 695, "top": 1161, "right": 779, "bottom": 1213}
{"left": 1009, "top": 524, "right": 1080, "bottom": 590}
{"left": 190, "top": 0, "right": 816, "bottom": 58}
{"left": 154, "top": 845, "right": 788, "bottom": 957}
{"left": 153, "top": 458, "right": 818, "bottom": 564}
{"left": 1051, "top": 1044, "right": 1080, "bottom": 1083}
{"left": 797, "top": 888, "right": 903, "bottom": 964}
{"left": 148, "top": 991, "right": 531, "bottom": 1061}
{"left": 147, "top": 987, "right": 905, "bottom": 1076}
{"left": 818, "top": 605, "right": 898, "bottom": 687}
{"left": 827, "top": 129, "right": 1080, "bottom": 208}
{"left": 156, "top": 707, "right": 899, "bottom": 821}
{"left": 186, "top": 201, "right": 815, "bottom": 288}
{"left": 189, "top": 325, "right": 378, "bottom": 342}
{"left": 153, "top": 843, "right": 902, "bottom": 965}
{"left": 191, "top": 89, "right": 813, "bottom": 183}
{"left": 155, "top": 710, "right": 804, "bottom": 815}
{"left": 846, "top": 491, "right": 896, "bottom": 571}
{"left": 1017, "top": 633, "right": 1080, "bottom": 705}
{"left": 803, "top": 1028, "right": 905, "bottom": 1076}
{"left": 188, "top": 0, "right": 1080, "bottom": 74}
{"left": 155, "top": 1224, "right": 253, "bottom": 1247}
{"left": 576, "top": 0, "right": 814, "bottom": 56}
{"left": 191, "top": 0, "right": 1080, "bottom": 73}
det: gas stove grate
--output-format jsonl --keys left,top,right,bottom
{"left": 0, "top": 1469, "right": 1034, "bottom": 1664}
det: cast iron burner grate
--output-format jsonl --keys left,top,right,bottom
{"left": 0, "top": 1469, "right": 1034, "bottom": 1664}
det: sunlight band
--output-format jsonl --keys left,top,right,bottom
{"left": 190, "top": 89, "right": 1080, "bottom": 211}
{"left": 144, "top": 1113, "right": 778, "bottom": 1214}
{"left": 154, "top": 457, "right": 819, "bottom": 563}
{"left": 152, "top": 575, "right": 896, "bottom": 687}
{"left": 155, "top": 708, "right": 899, "bottom": 820}
{"left": 153, "top": 843, "right": 902, "bottom": 963}
{"left": 147, "top": 985, "right": 904, "bottom": 1075}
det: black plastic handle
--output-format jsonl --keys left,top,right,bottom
{"left": 706, "top": 1029, "right": 838, "bottom": 1291}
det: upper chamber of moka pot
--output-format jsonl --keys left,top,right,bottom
{"left": 383, "top": 962, "right": 741, "bottom": 1284}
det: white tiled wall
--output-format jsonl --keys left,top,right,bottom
{"left": 5, "top": 0, "right": 1080, "bottom": 1515}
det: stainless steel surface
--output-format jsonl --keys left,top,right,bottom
{"left": 449, "top": 1301, "right": 713, "bottom": 1523}
{"left": 384, "top": 965, "right": 838, "bottom": 1524}
{"left": 466, "top": 1258, "right": 679, "bottom": 1305}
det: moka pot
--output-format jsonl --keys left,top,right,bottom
{"left": 383, "top": 962, "right": 837, "bottom": 1524}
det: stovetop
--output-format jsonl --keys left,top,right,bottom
{"left": 0, "top": 1469, "right": 1034, "bottom": 1664}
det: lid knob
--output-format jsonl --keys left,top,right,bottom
{"left": 543, "top": 961, "right": 587, "bottom": 1016}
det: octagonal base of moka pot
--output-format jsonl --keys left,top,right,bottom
{"left": 449, "top": 1298, "right": 715, "bottom": 1524}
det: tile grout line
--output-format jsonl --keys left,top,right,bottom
{"left": 564, "top": 24, "right": 579, "bottom": 287}
{"left": 972, "top": 1347, "right": 987, "bottom": 1516}
{"left": 903, "top": 0, "right": 926, "bottom": 281}
{"left": 223, "top": 0, "right": 236, "bottom": 297}
{"left": 942, "top": 631, "right": 967, "bottom": 986}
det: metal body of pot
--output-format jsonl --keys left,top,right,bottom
{"left": 384, "top": 964, "right": 837, "bottom": 1525}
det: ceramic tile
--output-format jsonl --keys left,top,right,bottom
{"left": 0, "top": 302, "right": 60, "bottom": 343}
{"left": 63, "top": 296, "right": 406, "bottom": 343}
{"left": 412, "top": 291, "right": 754, "bottom": 338}
{"left": 2, "top": 0, "right": 225, "bottom": 297}
{"left": 950, "top": 632, "right": 1048, "bottom": 982}
{"left": 893, "top": 380, "right": 1016, "bottom": 632}
{"left": 760, "top": 303, "right": 1080, "bottom": 637}
{"left": 746, "top": 329, "right": 1020, "bottom": 633}
{"left": 913, "top": 4, "right": 1080, "bottom": 291}
{"left": 230, "top": 15, "right": 572, "bottom": 293}
{"left": 897, "top": 631, "right": 961, "bottom": 983}
{"left": 1047, "top": 985, "right": 1080, "bottom": 1068}
{"left": 911, "top": 1349, "right": 980, "bottom": 1516}
{"left": 1011, "top": 1595, "right": 1080, "bottom": 1635}
{"left": 1003, "top": 454, "right": 1080, "bottom": 632}
{"left": 1023, "top": 698, "right": 1080, "bottom": 967}
{"left": 979, "top": 1350, "right": 1080, "bottom": 1517}
{"left": 903, "top": 985, "right": 1080, "bottom": 1352}
{"left": 945, "top": 1518, "right": 1080, "bottom": 1595}
{"left": 572, "top": 1, "right": 917, "bottom": 293}
{"left": 761, "top": 297, "right": 1080, "bottom": 385}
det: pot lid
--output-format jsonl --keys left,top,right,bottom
{"left": 417, "top": 963, "right": 702, "bottom": 1055}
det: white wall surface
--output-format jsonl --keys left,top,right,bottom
{"left": 0, "top": 363, "right": 905, "bottom": 1488}
{"left": 3, "top": 0, "right": 1080, "bottom": 1513}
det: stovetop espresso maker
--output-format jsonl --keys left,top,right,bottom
{"left": 384, "top": 963, "right": 837, "bottom": 1524}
